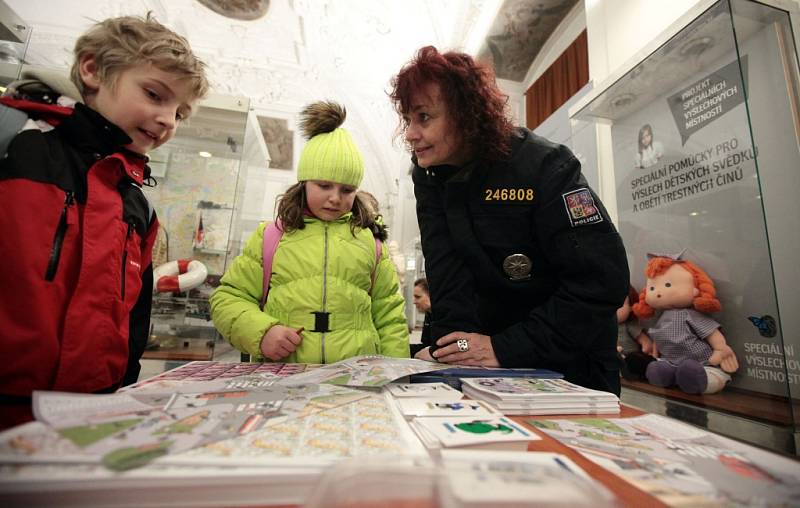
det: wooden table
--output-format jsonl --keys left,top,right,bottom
{"left": 516, "top": 405, "right": 668, "bottom": 508}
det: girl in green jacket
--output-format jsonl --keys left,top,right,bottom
{"left": 210, "top": 101, "right": 410, "bottom": 364}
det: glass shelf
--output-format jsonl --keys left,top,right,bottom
{"left": 143, "top": 94, "right": 269, "bottom": 361}
{"left": 193, "top": 248, "right": 228, "bottom": 255}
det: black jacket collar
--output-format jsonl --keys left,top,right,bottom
{"left": 56, "top": 103, "right": 143, "bottom": 162}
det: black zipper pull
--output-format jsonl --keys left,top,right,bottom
{"left": 120, "top": 221, "right": 134, "bottom": 298}
{"left": 45, "top": 191, "right": 74, "bottom": 281}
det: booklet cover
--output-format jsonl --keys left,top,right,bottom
{"left": 385, "top": 382, "right": 464, "bottom": 399}
{"left": 425, "top": 366, "right": 562, "bottom": 378}
{"left": 485, "top": 400, "right": 619, "bottom": 410}
{"left": 395, "top": 399, "right": 498, "bottom": 418}
{"left": 495, "top": 405, "right": 620, "bottom": 416}
{"left": 439, "top": 449, "right": 616, "bottom": 507}
{"left": 121, "top": 361, "right": 312, "bottom": 393}
{"left": 461, "top": 378, "right": 619, "bottom": 401}
{"left": 412, "top": 416, "right": 539, "bottom": 450}
{"left": 409, "top": 366, "right": 562, "bottom": 390}
{"left": 530, "top": 414, "right": 800, "bottom": 507}
{"left": 279, "top": 356, "right": 449, "bottom": 387}
{"left": 165, "top": 392, "right": 427, "bottom": 468}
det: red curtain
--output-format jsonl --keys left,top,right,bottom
{"left": 525, "top": 30, "right": 588, "bottom": 130}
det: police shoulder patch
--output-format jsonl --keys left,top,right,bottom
{"left": 562, "top": 188, "right": 603, "bottom": 227}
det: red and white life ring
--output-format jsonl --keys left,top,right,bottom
{"left": 153, "top": 259, "right": 208, "bottom": 293}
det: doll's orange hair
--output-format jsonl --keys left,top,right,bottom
{"left": 632, "top": 257, "right": 721, "bottom": 319}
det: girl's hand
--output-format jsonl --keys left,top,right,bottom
{"left": 432, "top": 332, "right": 500, "bottom": 367}
{"left": 709, "top": 344, "right": 739, "bottom": 373}
{"left": 260, "top": 325, "right": 303, "bottom": 361}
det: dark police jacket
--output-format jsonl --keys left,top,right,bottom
{"left": 412, "top": 128, "right": 629, "bottom": 394}
{"left": 410, "top": 312, "right": 433, "bottom": 357}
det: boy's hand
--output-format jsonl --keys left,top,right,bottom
{"left": 637, "top": 332, "right": 658, "bottom": 358}
{"left": 709, "top": 344, "right": 739, "bottom": 373}
{"left": 260, "top": 326, "right": 303, "bottom": 361}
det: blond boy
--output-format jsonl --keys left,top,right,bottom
{"left": 0, "top": 14, "right": 209, "bottom": 428}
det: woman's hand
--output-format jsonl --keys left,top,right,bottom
{"left": 260, "top": 325, "right": 303, "bottom": 361}
{"left": 413, "top": 347, "right": 435, "bottom": 362}
{"left": 431, "top": 332, "right": 500, "bottom": 367}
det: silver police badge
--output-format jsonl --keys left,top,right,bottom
{"left": 502, "top": 254, "right": 532, "bottom": 280}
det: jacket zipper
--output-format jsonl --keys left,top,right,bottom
{"left": 321, "top": 223, "right": 329, "bottom": 363}
{"left": 120, "top": 221, "right": 134, "bottom": 298}
{"left": 45, "top": 191, "right": 74, "bottom": 281}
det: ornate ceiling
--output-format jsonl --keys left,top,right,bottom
{"left": 196, "top": 0, "right": 271, "bottom": 20}
{"left": 6, "top": 0, "right": 491, "bottom": 193}
{"left": 6, "top": 0, "right": 575, "bottom": 235}
{"left": 479, "top": 0, "right": 579, "bottom": 81}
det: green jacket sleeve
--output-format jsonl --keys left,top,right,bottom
{"left": 210, "top": 223, "right": 279, "bottom": 359}
{"left": 370, "top": 243, "right": 410, "bottom": 358}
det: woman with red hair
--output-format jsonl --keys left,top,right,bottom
{"left": 632, "top": 255, "right": 738, "bottom": 394}
{"left": 389, "top": 46, "right": 629, "bottom": 395}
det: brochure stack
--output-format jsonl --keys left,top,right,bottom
{"left": 460, "top": 378, "right": 620, "bottom": 415}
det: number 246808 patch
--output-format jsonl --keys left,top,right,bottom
{"left": 562, "top": 188, "right": 603, "bottom": 227}
{"left": 483, "top": 188, "right": 534, "bottom": 202}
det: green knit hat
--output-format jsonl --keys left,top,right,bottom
{"left": 296, "top": 101, "right": 364, "bottom": 187}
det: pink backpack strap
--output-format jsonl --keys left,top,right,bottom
{"left": 369, "top": 238, "right": 382, "bottom": 295}
{"left": 260, "top": 220, "right": 284, "bottom": 310}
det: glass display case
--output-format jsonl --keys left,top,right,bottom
{"left": 571, "top": 0, "right": 800, "bottom": 454}
{"left": 142, "top": 94, "right": 269, "bottom": 361}
{"left": 0, "top": 0, "right": 30, "bottom": 86}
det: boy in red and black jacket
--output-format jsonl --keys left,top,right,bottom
{"left": 0, "top": 14, "right": 209, "bottom": 428}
